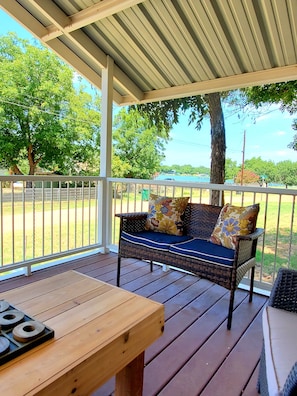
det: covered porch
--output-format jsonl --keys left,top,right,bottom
{"left": 0, "top": 1, "right": 296, "bottom": 394}
{"left": 0, "top": 0, "right": 296, "bottom": 283}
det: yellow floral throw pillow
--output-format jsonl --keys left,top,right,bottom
{"left": 210, "top": 203, "right": 260, "bottom": 249}
{"left": 145, "top": 194, "right": 189, "bottom": 236}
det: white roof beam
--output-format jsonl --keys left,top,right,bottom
{"left": 38, "top": 0, "right": 146, "bottom": 41}
{"left": 121, "top": 65, "right": 297, "bottom": 105}
{"left": 28, "top": 0, "right": 143, "bottom": 101}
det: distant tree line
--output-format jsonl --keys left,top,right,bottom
{"left": 160, "top": 164, "right": 210, "bottom": 176}
{"left": 162, "top": 157, "right": 297, "bottom": 187}
{"left": 226, "top": 157, "right": 297, "bottom": 187}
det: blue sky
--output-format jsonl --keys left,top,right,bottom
{"left": 167, "top": 104, "right": 296, "bottom": 167}
{"left": 1, "top": 8, "right": 296, "bottom": 168}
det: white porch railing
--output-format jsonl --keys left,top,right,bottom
{"left": 0, "top": 176, "right": 103, "bottom": 277}
{"left": 1, "top": 175, "right": 296, "bottom": 293}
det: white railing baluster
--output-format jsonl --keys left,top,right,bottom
{"left": 288, "top": 196, "right": 296, "bottom": 267}
{"left": 87, "top": 181, "right": 91, "bottom": 245}
{"left": 67, "top": 182, "right": 70, "bottom": 251}
{"left": 11, "top": 183, "right": 15, "bottom": 263}
{"left": 41, "top": 181, "right": 45, "bottom": 257}
{"left": 22, "top": 181, "right": 26, "bottom": 262}
{"left": 59, "top": 181, "right": 62, "bottom": 251}
{"left": 0, "top": 182, "right": 4, "bottom": 267}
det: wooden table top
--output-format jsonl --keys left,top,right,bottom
{"left": 0, "top": 271, "right": 164, "bottom": 395}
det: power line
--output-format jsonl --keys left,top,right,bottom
{"left": 172, "top": 138, "right": 241, "bottom": 154}
{"left": 172, "top": 138, "right": 210, "bottom": 149}
{"left": 0, "top": 98, "right": 100, "bottom": 126}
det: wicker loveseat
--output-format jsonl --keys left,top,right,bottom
{"left": 116, "top": 202, "right": 264, "bottom": 330}
{"left": 258, "top": 268, "right": 297, "bottom": 395}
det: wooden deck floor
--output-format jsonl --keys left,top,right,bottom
{"left": 0, "top": 252, "right": 267, "bottom": 396}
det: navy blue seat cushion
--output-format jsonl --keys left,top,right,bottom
{"left": 121, "top": 230, "right": 192, "bottom": 251}
{"left": 169, "top": 238, "right": 235, "bottom": 266}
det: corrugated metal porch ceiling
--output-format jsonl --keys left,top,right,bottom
{"left": 1, "top": 0, "right": 296, "bottom": 105}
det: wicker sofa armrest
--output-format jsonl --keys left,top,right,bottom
{"left": 268, "top": 268, "right": 297, "bottom": 312}
{"left": 235, "top": 227, "right": 265, "bottom": 241}
{"left": 232, "top": 228, "right": 264, "bottom": 266}
{"left": 115, "top": 212, "right": 148, "bottom": 234}
{"left": 115, "top": 212, "right": 147, "bottom": 220}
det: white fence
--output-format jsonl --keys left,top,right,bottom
{"left": 1, "top": 175, "right": 296, "bottom": 293}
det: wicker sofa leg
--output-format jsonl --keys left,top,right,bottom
{"left": 117, "top": 256, "right": 121, "bottom": 287}
{"left": 227, "top": 289, "right": 235, "bottom": 330}
{"left": 249, "top": 266, "right": 255, "bottom": 302}
{"left": 117, "top": 257, "right": 153, "bottom": 287}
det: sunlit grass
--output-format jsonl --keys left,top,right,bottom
{"left": 1, "top": 199, "right": 98, "bottom": 265}
{"left": 2, "top": 187, "right": 296, "bottom": 284}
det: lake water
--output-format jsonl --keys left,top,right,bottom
{"left": 155, "top": 174, "right": 288, "bottom": 187}
{"left": 155, "top": 174, "right": 238, "bottom": 184}
{"left": 156, "top": 174, "right": 210, "bottom": 183}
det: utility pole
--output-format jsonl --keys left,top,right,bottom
{"left": 240, "top": 130, "right": 246, "bottom": 185}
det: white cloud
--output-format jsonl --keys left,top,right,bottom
{"left": 255, "top": 114, "right": 271, "bottom": 122}
{"left": 276, "top": 150, "right": 288, "bottom": 157}
{"left": 273, "top": 130, "right": 286, "bottom": 136}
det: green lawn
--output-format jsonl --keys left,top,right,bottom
{"left": 1, "top": 190, "right": 296, "bottom": 283}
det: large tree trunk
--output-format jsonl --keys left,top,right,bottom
{"left": 205, "top": 92, "right": 226, "bottom": 205}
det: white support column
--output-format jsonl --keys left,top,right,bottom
{"left": 99, "top": 56, "right": 114, "bottom": 253}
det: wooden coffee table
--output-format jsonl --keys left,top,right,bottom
{"left": 0, "top": 270, "right": 164, "bottom": 395}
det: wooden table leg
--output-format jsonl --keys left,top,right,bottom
{"left": 115, "top": 352, "right": 145, "bottom": 396}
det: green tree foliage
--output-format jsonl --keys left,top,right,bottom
{"left": 244, "top": 81, "right": 297, "bottom": 109}
{"left": 244, "top": 157, "right": 276, "bottom": 185}
{"left": 225, "top": 158, "right": 240, "bottom": 181}
{"left": 0, "top": 33, "right": 101, "bottom": 175}
{"left": 232, "top": 157, "right": 297, "bottom": 187}
{"left": 112, "top": 108, "right": 168, "bottom": 179}
{"left": 275, "top": 160, "right": 297, "bottom": 188}
{"left": 243, "top": 81, "right": 297, "bottom": 150}
{"left": 235, "top": 169, "right": 259, "bottom": 185}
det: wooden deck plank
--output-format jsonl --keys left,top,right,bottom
{"left": 242, "top": 363, "right": 261, "bottom": 396}
{"left": 199, "top": 308, "right": 263, "bottom": 396}
{"left": 0, "top": 252, "right": 267, "bottom": 396}
{"left": 145, "top": 282, "right": 227, "bottom": 363}
{"left": 142, "top": 290, "right": 248, "bottom": 395}
{"left": 164, "top": 294, "right": 265, "bottom": 396}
